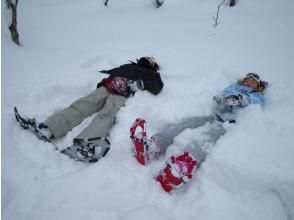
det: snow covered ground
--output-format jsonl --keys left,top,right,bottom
{"left": 2, "top": 0, "right": 294, "bottom": 219}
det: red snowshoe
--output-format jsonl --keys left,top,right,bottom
{"left": 130, "top": 118, "right": 159, "bottom": 165}
{"left": 156, "top": 152, "right": 198, "bottom": 193}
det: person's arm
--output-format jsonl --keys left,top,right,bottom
{"left": 99, "top": 64, "right": 131, "bottom": 75}
{"left": 248, "top": 92, "right": 266, "bottom": 108}
{"left": 142, "top": 77, "right": 164, "bottom": 95}
{"left": 214, "top": 90, "right": 265, "bottom": 109}
{"left": 220, "top": 83, "right": 239, "bottom": 96}
{"left": 128, "top": 73, "right": 164, "bottom": 95}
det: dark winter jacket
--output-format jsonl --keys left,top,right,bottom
{"left": 97, "top": 63, "right": 164, "bottom": 97}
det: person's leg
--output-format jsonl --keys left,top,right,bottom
{"left": 74, "top": 94, "right": 127, "bottom": 140}
{"left": 184, "top": 121, "right": 226, "bottom": 162}
{"left": 44, "top": 87, "right": 110, "bottom": 138}
{"left": 155, "top": 121, "right": 226, "bottom": 193}
{"left": 151, "top": 116, "right": 215, "bottom": 154}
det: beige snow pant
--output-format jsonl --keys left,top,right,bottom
{"left": 44, "top": 87, "right": 127, "bottom": 140}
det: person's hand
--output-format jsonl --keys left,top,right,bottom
{"left": 223, "top": 95, "right": 242, "bottom": 108}
{"left": 213, "top": 96, "right": 224, "bottom": 105}
{"left": 112, "top": 77, "right": 128, "bottom": 94}
{"left": 214, "top": 94, "right": 244, "bottom": 108}
{"left": 128, "top": 80, "right": 144, "bottom": 92}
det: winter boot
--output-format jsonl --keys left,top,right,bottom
{"left": 156, "top": 152, "right": 198, "bottom": 193}
{"left": 130, "top": 118, "right": 160, "bottom": 165}
{"left": 73, "top": 137, "right": 110, "bottom": 163}
{"left": 38, "top": 123, "right": 54, "bottom": 140}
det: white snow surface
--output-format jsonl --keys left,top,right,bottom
{"left": 2, "top": 0, "right": 294, "bottom": 219}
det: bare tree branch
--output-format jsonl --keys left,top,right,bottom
{"left": 213, "top": 0, "right": 226, "bottom": 27}
{"left": 104, "top": 0, "right": 164, "bottom": 8}
{"left": 155, "top": 0, "right": 164, "bottom": 8}
{"left": 6, "top": 0, "right": 20, "bottom": 46}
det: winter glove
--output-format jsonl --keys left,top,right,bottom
{"left": 224, "top": 95, "right": 243, "bottom": 108}
{"left": 128, "top": 80, "right": 144, "bottom": 92}
{"left": 112, "top": 77, "right": 129, "bottom": 94}
{"left": 214, "top": 94, "right": 246, "bottom": 108}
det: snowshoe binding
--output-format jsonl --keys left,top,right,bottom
{"left": 14, "top": 107, "right": 53, "bottom": 143}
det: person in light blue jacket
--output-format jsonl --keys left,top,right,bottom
{"left": 130, "top": 73, "right": 268, "bottom": 193}
{"left": 213, "top": 73, "right": 266, "bottom": 123}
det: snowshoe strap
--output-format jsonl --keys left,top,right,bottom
{"left": 14, "top": 107, "right": 53, "bottom": 143}
{"left": 130, "top": 118, "right": 153, "bottom": 165}
{"left": 130, "top": 118, "right": 147, "bottom": 140}
{"left": 159, "top": 152, "right": 198, "bottom": 193}
{"left": 14, "top": 107, "right": 33, "bottom": 129}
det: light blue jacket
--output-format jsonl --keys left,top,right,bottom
{"left": 214, "top": 83, "right": 266, "bottom": 122}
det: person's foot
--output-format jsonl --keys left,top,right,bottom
{"left": 38, "top": 123, "right": 53, "bottom": 139}
{"left": 74, "top": 137, "right": 110, "bottom": 162}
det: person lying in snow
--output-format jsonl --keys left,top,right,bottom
{"left": 130, "top": 73, "right": 268, "bottom": 193}
{"left": 18, "top": 57, "right": 164, "bottom": 162}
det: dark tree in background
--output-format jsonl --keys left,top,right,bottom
{"left": 6, "top": 0, "right": 20, "bottom": 46}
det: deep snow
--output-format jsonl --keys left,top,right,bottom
{"left": 2, "top": 0, "right": 294, "bottom": 219}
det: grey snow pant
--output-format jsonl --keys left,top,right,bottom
{"left": 151, "top": 116, "right": 226, "bottom": 163}
{"left": 44, "top": 87, "right": 127, "bottom": 140}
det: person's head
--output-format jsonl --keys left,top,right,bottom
{"left": 242, "top": 73, "right": 261, "bottom": 90}
{"left": 137, "top": 57, "right": 160, "bottom": 71}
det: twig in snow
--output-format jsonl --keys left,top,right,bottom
{"left": 6, "top": 0, "right": 20, "bottom": 46}
{"left": 213, "top": 0, "right": 226, "bottom": 27}
{"left": 155, "top": 0, "right": 164, "bottom": 8}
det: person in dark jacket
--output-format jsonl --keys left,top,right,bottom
{"left": 97, "top": 57, "right": 163, "bottom": 96}
{"left": 37, "top": 57, "right": 164, "bottom": 160}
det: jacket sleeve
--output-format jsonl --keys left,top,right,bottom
{"left": 99, "top": 68, "right": 117, "bottom": 75}
{"left": 248, "top": 92, "right": 266, "bottom": 108}
{"left": 219, "top": 83, "right": 266, "bottom": 108}
{"left": 142, "top": 76, "right": 164, "bottom": 95}
{"left": 99, "top": 64, "right": 132, "bottom": 75}
{"left": 220, "top": 84, "right": 239, "bottom": 97}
